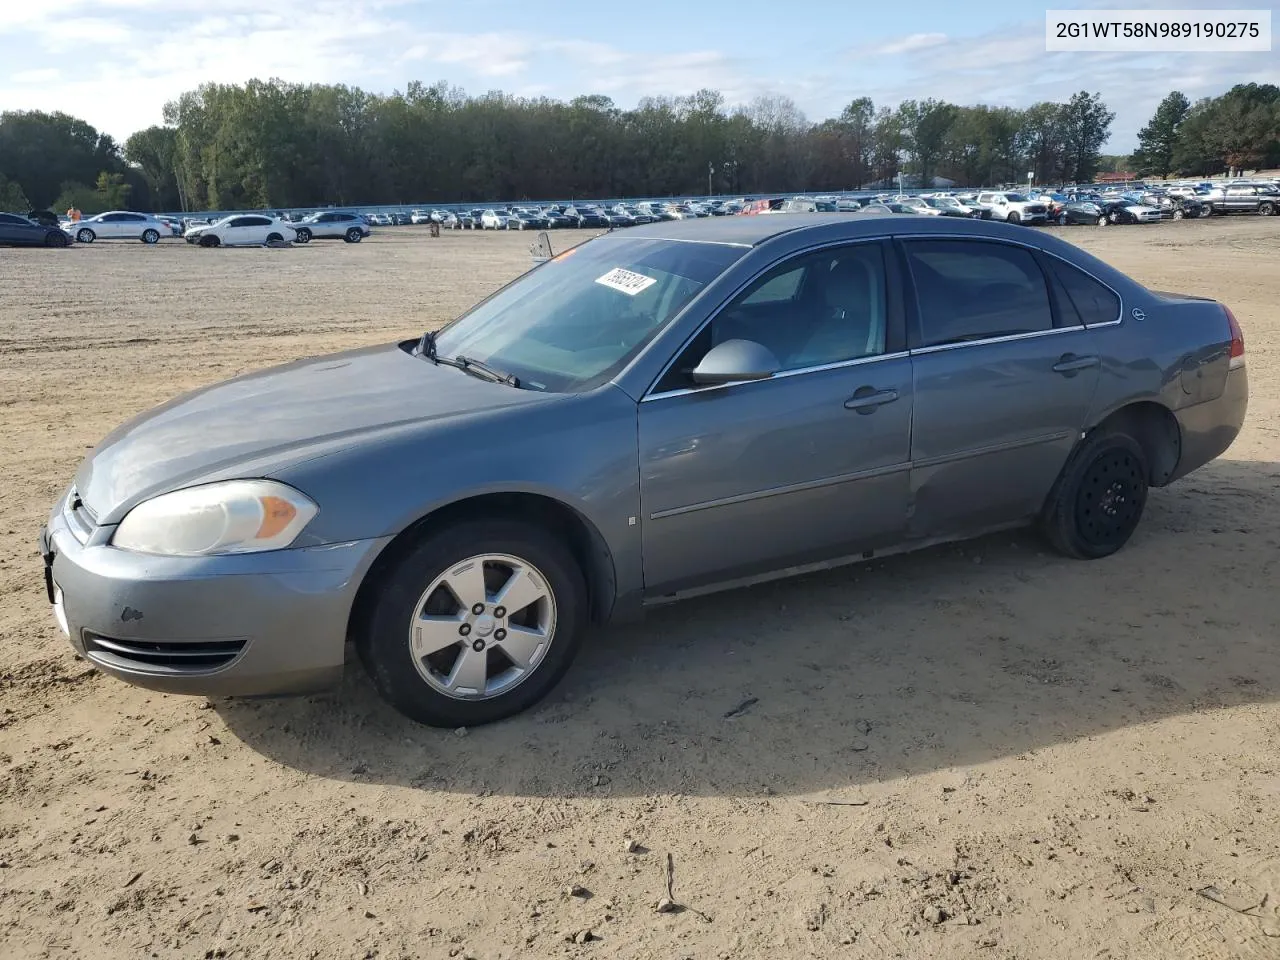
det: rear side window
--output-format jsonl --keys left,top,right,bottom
{"left": 1046, "top": 257, "right": 1121, "bottom": 327}
{"left": 905, "top": 240, "right": 1054, "bottom": 347}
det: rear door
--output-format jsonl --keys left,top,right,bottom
{"left": 902, "top": 238, "right": 1102, "bottom": 540}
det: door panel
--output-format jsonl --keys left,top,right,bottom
{"left": 908, "top": 329, "right": 1099, "bottom": 539}
{"left": 639, "top": 357, "right": 913, "bottom": 594}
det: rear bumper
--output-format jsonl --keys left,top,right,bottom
{"left": 41, "top": 498, "right": 391, "bottom": 698}
{"left": 1169, "top": 365, "right": 1249, "bottom": 483}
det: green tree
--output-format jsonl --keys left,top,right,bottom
{"left": 95, "top": 170, "right": 132, "bottom": 208}
{"left": 1059, "top": 91, "right": 1114, "bottom": 183}
{"left": 1132, "top": 91, "right": 1190, "bottom": 178}
{"left": 897, "top": 98, "right": 957, "bottom": 186}
{"left": 0, "top": 171, "right": 29, "bottom": 211}
{"left": 125, "top": 125, "right": 182, "bottom": 210}
{"left": 53, "top": 181, "right": 103, "bottom": 215}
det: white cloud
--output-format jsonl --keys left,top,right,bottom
{"left": 873, "top": 32, "right": 947, "bottom": 56}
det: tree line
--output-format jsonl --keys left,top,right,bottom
{"left": 0, "top": 80, "right": 1275, "bottom": 214}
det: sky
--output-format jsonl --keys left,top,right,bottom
{"left": 1, "top": 0, "right": 1276, "bottom": 151}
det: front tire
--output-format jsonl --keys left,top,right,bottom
{"left": 1095, "top": 214, "right": 1108, "bottom": 226}
{"left": 1042, "top": 431, "right": 1149, "bottom": 560}
{"left": 199, "top": 234, "right": 219, "bottom": 247}
{"left": 1006, "top": 212, "right": 1021, "bottom": 224}
{"left": 76, "top": 228, "right": 95, "bottom": 244}
{"left": 357, "top": 519, "right": 589, "bottom": 727}
{"left": 1172, "top": 208, "right": 1184, "bottom": 220}
{"left": 45, "top": 231, "right": 69, "bottom": 247}
{"left": 294, "top": 227, "right": 312, "bottom": 243}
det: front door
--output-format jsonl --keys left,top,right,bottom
{"left": 900, "top": 237, "right": 1101, "bottom": 540}
{"left": 639, "top": 240, "right": 913, "bottom": 596}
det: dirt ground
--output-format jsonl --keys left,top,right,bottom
{"left": 1, "top": 219, "right": 1279, "bottom": 960}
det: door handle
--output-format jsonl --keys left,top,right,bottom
{"left": 1052, "top": 353, "right": 1100, "bottom": 375}
{"left": 844, "top": 387, "right": 899, "bottom": 413}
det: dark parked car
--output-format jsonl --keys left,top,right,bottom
{"left": 563, "top": 206, "right": 609, "bottom": 228}
{"left": 41, "top": 214, "right": 1248, "bottom": 728}
{"left": 0, "top": 211, "right": 70, "bottom": 246}
{"left": 1058, "top": 200, "right": 1108, "bottom": 225}
{"left": 1203, "top": 184, "right": 1278, "bottom": 216}
{"left": 26, "top": 209, "right": 61, "bottom": 228}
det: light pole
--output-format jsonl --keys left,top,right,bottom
{"left": 708, "top": 161, "right": 714, "bottom": 198}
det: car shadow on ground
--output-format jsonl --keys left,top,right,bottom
{"left": 217, "top": 456, "right": 1280, "bottom": 798}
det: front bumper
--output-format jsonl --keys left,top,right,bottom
{"left": 40, "top": 496, "right": 391, "bottom": 698}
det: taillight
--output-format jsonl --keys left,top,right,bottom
{"left": 1223, "top": 304, "right": 1245, "bottom": 369}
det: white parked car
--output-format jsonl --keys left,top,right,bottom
{"left": 409, "top": 210, "right": 432, "bottom": 224}
{"left": 480, "top": 210, "right": 508, "bottom": 230}
{"left": 290, "top": 211, "right": 371, "bottom": 243}
{"left": 65, "top": 211, "right": 171, "bottom": 244}
{"left": 974, "top": 191, "right": 1049, "bottom": 224}
{"left": 184, "top": 215, "right": 296, "bottom": 247}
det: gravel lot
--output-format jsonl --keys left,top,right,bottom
{"left": 2, "top": 220, "right": 1278, "bottom": 959}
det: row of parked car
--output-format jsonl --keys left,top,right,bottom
{"left": 4, "top": 177, "right": 1276, "bottom": 248}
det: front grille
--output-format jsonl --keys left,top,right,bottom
{"left": 1026, "top": 205, "right": 1046, "bottom": 214}
{"left": 83, "top": 633, "right": 246, "bottom": 672}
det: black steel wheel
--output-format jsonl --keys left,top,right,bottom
{"left": 1043, "top": 431, "right": 1149, "bottom": 559}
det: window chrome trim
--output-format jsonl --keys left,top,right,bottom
{"left": 639, "top": 234, "right": 894, "bottom": 400}
{"left": 909, "top": 324, "right": 1085, "bottom": 356}
{"left": 650, "top": 460, "right": 911, "bottom": 520}
{"left": 642, "top": 350, "right": 910, "bottom": 402}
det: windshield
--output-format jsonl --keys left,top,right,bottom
{"left": 1004, "top": 193, "right": 1029, "bottom": 202}
{"left": 431, "top": 237, "right": 746, "bottom": 392}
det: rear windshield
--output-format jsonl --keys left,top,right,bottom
{"left": 432, "top": 237, "right": 746, "bottom": 392}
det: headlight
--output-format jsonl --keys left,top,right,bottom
{"left": 112, "top": 480, "right": 318, "bottom": 556}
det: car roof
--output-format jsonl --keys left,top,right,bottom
{"left": 614, "top": 211, "right": 903, "bottom": 246}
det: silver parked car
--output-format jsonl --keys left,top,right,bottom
{"left": 66, "top": 211, "right": 170, "bottom": 244}
{"left": 41, "top": 214, "right": 1248, "bottom": 727}
{"left": 290, "top": 211, "right": 370, "bottom": 243}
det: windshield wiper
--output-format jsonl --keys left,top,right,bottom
{"left": 454, "top": 355, "right": 520, "bottom": 388}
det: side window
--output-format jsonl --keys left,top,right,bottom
{"left": 741, "top": 265, "right": 803, "bottom": 305}
{"left": 246, "top": 216, "right": 271, "bottom": 226}
{"left": 0, "top": 214, "right": 22, "bottom": 225}
{"left": 653, "top": 243, "right": 890, "bottom": 392}
{"left": 905, "top": 240, "right": 1054, "bottom": 347}
{"left": 227, "top": 217, "right": 249, "bottom": 228}
{"left": 100, "top": 213, "right": 123, "bottom": 222}
{"left": 1046, "top": 257, "right": 1121, "bottom": 327}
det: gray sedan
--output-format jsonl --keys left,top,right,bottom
{"left": 40, "top": 214, "right": 1248, "bottom": 727}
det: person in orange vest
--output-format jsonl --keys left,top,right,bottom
{"left": 67, "top": 206, "right": 82, "bottom": 222}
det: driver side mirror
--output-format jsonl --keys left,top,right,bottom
{"left": 690, "top": 339, "right": 781, "bottom": 385}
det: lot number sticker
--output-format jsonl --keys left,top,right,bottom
{"left": 595, "top": 267, "right": 657, "bottom": 296}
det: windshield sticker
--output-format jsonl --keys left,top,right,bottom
{"left": 595, "top": 267, "right": 657, "bottom": 296}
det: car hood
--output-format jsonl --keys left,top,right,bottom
{"left": 73, "top": 342, "right": 558, "bottom": 523}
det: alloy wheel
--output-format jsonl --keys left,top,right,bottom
{"left": 408, "top": 553, "right": 557, "bottom": 701}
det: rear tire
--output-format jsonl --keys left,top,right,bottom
{"left": 1095, "top": 215, "right": 1108, "bottom": 226}
{"left": 1260, "top": 202, "right": 1275, "bottom": 216}
{"left": 1042, "top": 431, "right": 1149, "bottom": 560}
{"left": 142, "top": 229, "right": 160, "bottom": 244}
{"left": 266, "top": 232, "right": 283, "bottom": 243}
{"left": 357, "top": 519, "right": 589, "bottom": 727}
{"left": 345, "top": 228, "right": 363, "bottom": 242}
{"left": 1172, "top": 208, "right": 1184, "bottom": 220}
